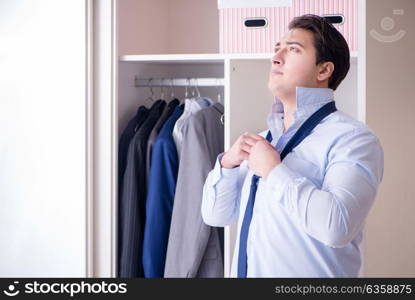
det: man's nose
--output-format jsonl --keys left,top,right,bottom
{"left": 271, "top": 52, "right": 283, "bottom": 65}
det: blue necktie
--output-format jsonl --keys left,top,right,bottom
{"left": 237, "top": 101, "right": 337, "bottom": 277}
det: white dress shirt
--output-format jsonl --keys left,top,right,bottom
{"left": 172, "top": 97, "right": 212, "bottom": 158}
{"left": 201, "top": 86, "right": 384, "bottom": 277}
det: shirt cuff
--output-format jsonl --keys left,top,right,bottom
{"left": 211, "top": 153, "right": 240, "bottom": 186}
{"left": 264, "top": 162, "right": 298, "bottom": 198}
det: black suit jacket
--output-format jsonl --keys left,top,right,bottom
{"left": 117, "top": 105, "right": 149, "bottom": 275}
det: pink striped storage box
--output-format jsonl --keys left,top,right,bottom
{"left": 219, "top": 0, "right": 357, "bottom": 53}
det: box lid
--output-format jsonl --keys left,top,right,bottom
{"left": 218, "top": 0, "right": 292, "bottom": 9}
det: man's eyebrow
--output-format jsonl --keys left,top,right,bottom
{"left": 286, "top": 41, "right": 305, "bottom": 48}
{"left": 274, "top": 41, "right": 305, "bottom": 49}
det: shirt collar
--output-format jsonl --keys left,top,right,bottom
{"left": 267, "top": 86, "right": 334, "bottom": 146}
{"left": 273, "top": 86, "right": 334, "bottom": 116}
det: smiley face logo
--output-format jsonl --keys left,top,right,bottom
{"left": 370, "top": 9, "right": 406, "bottom": 43}
{"left": 3, "top": 281, "right": 20, "bottom": 297}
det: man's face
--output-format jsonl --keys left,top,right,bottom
{"left": 268, "top": 28, "right": 321, "bottom": 98}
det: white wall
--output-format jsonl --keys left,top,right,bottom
{"left": 365, "top": 0, "right": 415, "bottom": 277}
{"left": 117, "top": 0, "right": 219, "bottom": 55}
{"left": 0, "top": 0, "right": 87, "bottom": 276}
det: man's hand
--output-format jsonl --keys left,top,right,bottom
{"left": 248, "top": 139, "right": 281, "bottom": 179}
{"left": 221, "top": 132, "right": 281, "bottom": 178}
{"left": 221, "top": 133, "right": 266, "bottom": 169}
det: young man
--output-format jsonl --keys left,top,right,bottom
{"left": 201, "top": 14, "right": 384, "bottom": 277}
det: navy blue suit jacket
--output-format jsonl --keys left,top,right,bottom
{"left": 142, "top": 105, "right": 184, "bottom": 277}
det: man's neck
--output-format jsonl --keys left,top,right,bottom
{"left": 276, "top": 86, "right": 334, "bottom": 132}
{"left": 281, "top": 98, "right": 296, "bottom": 132}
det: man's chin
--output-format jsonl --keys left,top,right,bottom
{"left": 269, "top": 85, "right": 285, "bottom": 97}
{"left": 270, "top": 86, "right": 297, "bottom": 101}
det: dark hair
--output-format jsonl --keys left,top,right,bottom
{"left": 288, "top": 14, "right": 350, "bottom": 91}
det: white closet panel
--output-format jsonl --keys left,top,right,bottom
{"left": 0, "top": 0, "right": 88, "bottom": 276}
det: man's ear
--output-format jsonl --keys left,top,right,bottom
{"left": 317, "top": 61, "right": 334, "bottom": 82}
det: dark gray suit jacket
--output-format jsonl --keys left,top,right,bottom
{"left": 145, "top": 99, "right": 179, "bottom": 183}
{"left": 118, "top": 99, "right": 165, "bottom": 277}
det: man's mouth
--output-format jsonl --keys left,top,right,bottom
{"left": 271, "top": 70, "right": 283, "bottom": 75}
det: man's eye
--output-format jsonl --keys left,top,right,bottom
{"left": 289, "top": 46, "right": 299, "bottom": 52}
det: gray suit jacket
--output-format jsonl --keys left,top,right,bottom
{"left": 164, "top": 103, "right": 224, "bottom": 277}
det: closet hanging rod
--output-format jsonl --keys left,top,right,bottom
{"left": 134, "top": 77, "right": 224, "bottom": 87}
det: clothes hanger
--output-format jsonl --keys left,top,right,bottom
{"left": 181, "top": 78, "right": 191, "bottom": 105}
{"left": 169, "top": 78, "right": 175, "bottom": 101}
{"left": 144, "top": 78, "right": 155, "bottom": 107}
{"left": 193, "top": 78, "right": 213, "bottom": 106}
{"left": 182, "top": 79, "right": 188, "bottom": 102}
{"left": 193, "top": 78, "right": 201, "bottom": 99}
{"left": 160, "top": 80, "right": 165, "bottom": 101}
{"left": 189, "top": 78, "right": 196, "bottom": 100}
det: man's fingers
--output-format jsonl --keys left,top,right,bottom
{"left": 243, "top": 132, "right": 266, "bottom": 141}
{"left": 240, "top": 142, "right": 252, "bottom": 153}
{"left": 240, "top": 150, "right": 250, "bottom": 161}
{"left": 243, "top": 136, "right": 260, "bottom": 146}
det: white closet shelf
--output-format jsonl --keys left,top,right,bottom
{"left": 119, "top": 54, "right": 226, "bottom": 63}
{"left": 134, "top": 77, "right": 224, "bottom": 87}
{"left": 120, "top": 51, "right": 358, "bottom": 63}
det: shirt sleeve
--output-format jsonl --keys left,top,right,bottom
{"left": 264, "top": 128, "right": 384, "bottom": 248}
{"left": 201, "top": 153, "right": 249, "bottom": 227}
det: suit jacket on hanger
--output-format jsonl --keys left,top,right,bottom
{"left": 118, "top": 106, "right": 149, "bottom": 199}
{"left": 118, "top": 99, "right": 165, "bottom": 278}
{"left": 142, "top": 104, "right": 184, "bottom": 277}
{"left": 164, "top": 102, "right": 224, "bottom": 278}
{"left": 117, "top": 105, "right": 149, "bottom": 275}
{"left": 145, "top": 98, "right": 180, "bottom": 184}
